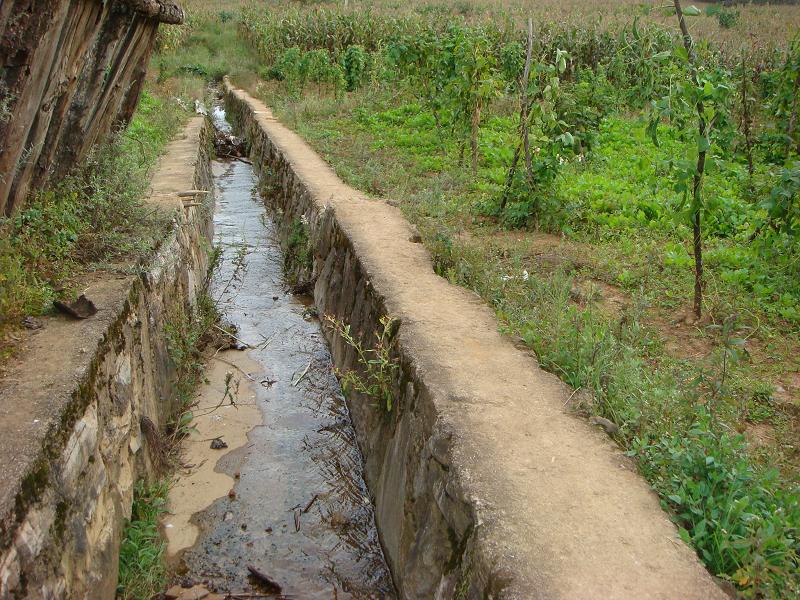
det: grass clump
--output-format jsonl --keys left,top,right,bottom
{"left": 285, "top": 217, "right": 312, "bottom": 272}
{"left": 163, "top": 246, "right": 224, "bottom": 439}
{"left": 0, "top": 91, "right": 189, "bottom": 347}
{"left": 117, "top": 480, "right": 170, "bottom": 600}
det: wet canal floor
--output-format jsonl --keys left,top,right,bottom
{"left": 162, "top": 111, "right": 394, "bottom": 599}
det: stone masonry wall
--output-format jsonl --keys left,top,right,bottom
{"left": 0, "top": 117, "right": 211, "bottom": 600}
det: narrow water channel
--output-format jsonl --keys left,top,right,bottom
{"left": 162, "top": 108, "right": 394, "bottom": 599}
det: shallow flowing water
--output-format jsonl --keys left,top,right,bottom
{"left": 163, "top": 110, "right": 394, "bottom": 599}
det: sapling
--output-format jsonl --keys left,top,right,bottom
{"left": 647, "top": 0, "right": 731, "bottom": 319}
{"left": 501, "top": 39, "right": 572, "bottom": 226}
{"left": 448, "top": 26, "right": 502, "bottom": 175}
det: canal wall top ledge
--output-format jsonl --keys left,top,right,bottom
{"left": 223, "top": 80, "right": 726, "bottom": 600}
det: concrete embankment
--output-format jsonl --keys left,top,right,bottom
{"left": 223, "top": 80, "right": 727, "bottom": 600}
{"left": 0, "top": 117, "right": 212, "bottom": 599}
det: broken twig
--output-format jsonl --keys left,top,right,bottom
{"left": 291, "top": 360, "right": 312, "bottom": 387}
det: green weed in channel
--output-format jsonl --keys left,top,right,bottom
{"left": 116, "top": 480, "right": 170, "bottom": 600}
{"left": 327, "top": 315, "right": 400, "bottom": 414}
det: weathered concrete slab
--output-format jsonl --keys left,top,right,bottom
{"left": 0, "top": 117, "right": 210, "bottom": 599}
{"left": 224, "top": 80, "right": 727, "bottom": 600}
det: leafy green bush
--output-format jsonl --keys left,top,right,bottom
{"left": 762, "top": 162, "right": 800, "bottom": 235}
{"left": 302, "top": 48, "right": 346, "bottom": 94}
{"left": 717, "top": 7, "right": 740, "bottom": 29}
{"left": 342, "top": 44, "right": 369, "bottom": 91}
{"left": 633, "top": 410, "right": 799, "bottom": 596}
{"left": 268, "top": 47, "right": 306, "bottom": 96}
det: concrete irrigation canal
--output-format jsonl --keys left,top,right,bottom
{"left": 162, "top": 106, "right": 394, "bottom": 598}
{"left": 0, "top": 86, "right": 729, "bottom": 599}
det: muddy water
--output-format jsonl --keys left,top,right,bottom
{"left": 164, "top": 114, "right": 394, "bottom": 598}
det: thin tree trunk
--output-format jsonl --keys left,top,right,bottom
{"left": 674, "top": 0, "right": 696, "bottom": 63}
{"left": 471, "top": 102, "right": 481, "bottom": 176}
{"left": 522, "top": 18, "right": 534, "bottom": 181}
{"left": 500, "top": 18, "right": 534, "bottom": 211}
{"left": 500, "top": 142, "right": 522, "bottom": 210}
{"left": 740, "top": 53, "right": 754, "bottom": 181}
{"left": 674, "top": 0, "right": 706, "bottom": 319}
{"left": 692, "top": 178, "right": 704, "bottom": 319}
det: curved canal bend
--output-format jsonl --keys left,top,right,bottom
{"left": 162, "top": 107, "right": 395, "bottom": 599}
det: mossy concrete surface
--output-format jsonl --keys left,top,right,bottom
{"left": 0, "top": 117, "right": 211, "bottom": 599}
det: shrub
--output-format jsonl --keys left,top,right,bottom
{"left": 342, "top": 44, "right": 369, "bottom": 91}
{"left": 633, "top": 410, "right": 800, "bottom": 596}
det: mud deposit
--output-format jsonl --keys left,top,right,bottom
{"left": 165, "top": 113, "right": 394, "bottom": 598}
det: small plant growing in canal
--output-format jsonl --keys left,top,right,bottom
{"left": 164, "top": 243, "right": 230, "bottom": 442}
{"left": 285, "top": 216, "right": 314, "bottom": 292}
{"left": 164, "top": 292, "right": 219, "bottom": 407}
{"left": 326, "top": 314, "right": 400, "bottom": 413}
{"left": 286, "top": 216, "right": 312, "bottom": 270}
{"left": 117, "top": 480, "right": 170, "bottom": 600}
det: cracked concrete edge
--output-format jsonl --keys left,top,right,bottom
{"left": 223, "top": 79, "right": 727, "bottom": 600}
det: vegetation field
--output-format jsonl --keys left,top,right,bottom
{"left": 3, "top": 0, "right": 799, "bottom": 596}
{"left": 154, "top": 1, "right": 800, "bottom": 595}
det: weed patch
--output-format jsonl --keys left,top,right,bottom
{"left": 285, "top": 217, "right": 312, "bottom": 272}
{"left": 163, "top": 263, "right": 223, "bottom": 441}
{"left": 282, "top": 216, "right": 315, "bottom": 292}
{"left": 327, "top": 315, "right": 401, "bottom": 414}
{"left": 0, "top": 91, "right": 189, "bottom": 350}
{"left": 116, "top": 480, "right": 170, "bottom": 600}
